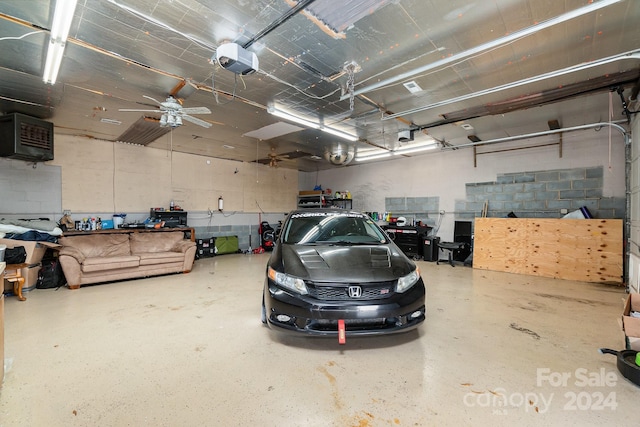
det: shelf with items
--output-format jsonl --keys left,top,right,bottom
{"left": 297, "top": 193, "right": 326, "bottom": 208}
{"left": 297, "top": 191, "right": 353, "bottom": 209}
{"left": 327, "top": 198, "right": 352, "bottom": 209}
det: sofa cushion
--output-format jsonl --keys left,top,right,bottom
{"left": 59, "top": 234, "right": 131, "bottom": 258}
{"left": 82, "top": 255, "right": 140, "bottom": 272}
{"left": 137, "top": 251, "right": 185, "bottom": 265}
{"left": 130, "top": 231, "right": 185, "bottom": 253}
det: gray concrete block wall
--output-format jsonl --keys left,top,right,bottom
{"left": 458, "top": 166, "right": 624, "bottom": 219}
{"left": 384, "top": 196, "right": 440, "bottom": 226}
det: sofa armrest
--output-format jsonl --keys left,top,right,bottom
{"left": 59, "top": 246, "right": 86, "bottom": 264}
{"left": 58, "top": 248, "right": 85, "bottom": 289}
{"left": 171, "top": 240, "right": 196, "bottom": 253}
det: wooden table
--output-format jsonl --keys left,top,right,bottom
{"left": 3, "top": 263, "right": 30, "bottom": 301}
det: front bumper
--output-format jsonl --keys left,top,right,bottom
{"left": 263, "top": 279, "right": 426, "bottom": 336}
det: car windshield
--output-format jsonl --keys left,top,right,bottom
{"left": 282, "top": 212, "right": 388, "bottom": 245}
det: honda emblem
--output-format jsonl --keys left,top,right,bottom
{"left": 348, "top": 286, "right": 362, "bottom": 298}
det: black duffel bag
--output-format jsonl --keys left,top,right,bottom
{"left": 5, "top": 246, "right": 27, "bottom": 264}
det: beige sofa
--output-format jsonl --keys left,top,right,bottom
{"left": 58, "top": 231, "right": 196, "bottom": 289}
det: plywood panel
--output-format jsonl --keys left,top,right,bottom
{"left": 472, "top": 218, "right": 530, "bottom": 275}
{"left": 474, "top": 218, "right": 623, "bottom": 284}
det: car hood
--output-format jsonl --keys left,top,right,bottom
{"left": 280, "top": 244, "right": 414, "bottom": 282}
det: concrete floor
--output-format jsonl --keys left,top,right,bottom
{"left": 0, "top": 253, "right": 637, "bottom": 426}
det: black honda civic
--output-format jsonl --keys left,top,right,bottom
{"left": 262, "top": 209, "right": 426, "bottom": 339}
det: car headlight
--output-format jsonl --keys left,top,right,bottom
{"left": 268, "top": 266, "right": 308, "bottom": 295}
{"left": 396, "top": 266, "right": 420, "bottom": 293}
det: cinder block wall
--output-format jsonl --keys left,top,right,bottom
{"left": 384, "top": 196, "right": 440, "bottom": 226}
{"left": 456, "top": 166, "right": 625, "bottom": 219}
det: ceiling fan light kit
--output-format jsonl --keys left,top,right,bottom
{"left": 119, "top": 96, "right": 212, "bottom": 129}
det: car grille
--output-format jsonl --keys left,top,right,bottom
{"left": 309, "top": 318, "right": 391, "bottom": 331}
{"left": 306, "top": 280, "right": 396, "bottom": 301}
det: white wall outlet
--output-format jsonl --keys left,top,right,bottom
{"left": 560, "top": 208, "right": 568, "bottom": 214}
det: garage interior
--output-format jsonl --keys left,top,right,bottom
{"left": 1, "top": 0, "right": 640, "bottom": 425}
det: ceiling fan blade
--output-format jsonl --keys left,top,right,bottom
{"left": 143, "top": 95, "right": 163, "bottom": 105}
{"left": 181, "top": 107, "right": 211, "bottom": 115}
{"left": 182, "top": 114, "right": 212, "bottom": 128}
{"left": 118, "top": 108, "right": 161, "bottom": 113}
{"left": 278, "top": 150, "right": 312, "bottom": 159}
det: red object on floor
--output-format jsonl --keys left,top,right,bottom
{"left": 338, "top": 319, "right": 346, "bottom": 344}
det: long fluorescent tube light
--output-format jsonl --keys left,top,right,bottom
{"left": 355, "top": 152, "right": 392, "bottom": 161}
{"left": 393, "top": 144, "right": 438, "bottom": 155}
{"left": 51, "top": 0, "right": 77, "bottom": 41}
{"left": 268, "top": 107, "right": 320, "bottom": 129}
{"left": 43, "top": 43, "right": 65, "bottom": 85}
{"left": 43, "top": 0, "right": 78, "bottom": 84}
{"left": 355, "top": 140, "right": 438, "bottom": 161}
{"left": 320, "top": 126, "right": 358, "bottom": 142}
{"left": 269, "top": 106, "right": 358, "bottom": 141}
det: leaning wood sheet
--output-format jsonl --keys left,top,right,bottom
{"left": 473, "top": 218, "right": 623, "bottom": 284}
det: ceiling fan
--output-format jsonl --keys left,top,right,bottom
{"left": 119, "top": 95, "right": 212, "bottom": 128}
{"left": 255, "top": 147, "right": 313, "bottom": 167}
{"left": 266, "top": 147, "right": 288, "bottom": 167}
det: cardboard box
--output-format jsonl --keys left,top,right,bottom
{"left": 622, "top": 293, "right": 640, "bottom": 350}
{"left": 299, "top": 190, "right": 323, "bottom": 196}
{"left": 0, "top": 238, "right": 59, "bottom": 265}
{"left": 3, "top": 264, "right": 41, "bottom": 294}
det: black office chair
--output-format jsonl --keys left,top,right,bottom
{"left": 437, "top": 221, "right": 472, "bottom": 267}
{"left": 436, "top": 241, "right": 469, "bottom": 266}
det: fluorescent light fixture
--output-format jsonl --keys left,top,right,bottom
{"left": 42, "top": 43, "right": 65, "bottom": 84}
{"left": 43, "top": 0, "right": 78, "bottom": 84}
{"left": 355, "top": 152, "right": 392, "bottom": 161}
{"left": 320, "top": 126, "right": 358, "bottom": 142}
{"left": 50, "top": 0, "right": 77, "bottom": 41}
{"left": 268, "top": 107, "right": 320, "bottom": 129}
{"left": 268, "top": 106, "right": 358, "bottom": 141}
{"left": 393, "top": 144, "right": 438, "bottom": 155}
{"left": 355, "top": 140, "right": 438, "bottom": 161}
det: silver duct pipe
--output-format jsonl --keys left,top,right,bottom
{"left": 440, "top": 121, "right": 629, "bottom": 151}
